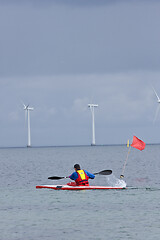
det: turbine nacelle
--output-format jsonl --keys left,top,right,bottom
{"left": 88, "top": 104, "right": 98, "bottom": 108}
{"left": 23, "top": 104, "right": 34, "bottom": 111}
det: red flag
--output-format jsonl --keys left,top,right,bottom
{"left": 131, "top": 136, "right": 145, "bottom": 151}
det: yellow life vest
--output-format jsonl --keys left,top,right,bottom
{"left": 77, "top": 170, "right": 86, "bottom": 180}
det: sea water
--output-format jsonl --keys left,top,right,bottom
{"left": 0, "top": 145, "right": 160, "bottom": 240}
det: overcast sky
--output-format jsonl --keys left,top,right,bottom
{"left": 0, "top": 0, "right": 160, "bottom": 147}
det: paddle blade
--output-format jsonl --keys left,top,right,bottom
{"left": 48, "top": 176, "right": 64, "bottom": 180}
{"left": 94, "top": 170, "right": 112, "bottom": 175}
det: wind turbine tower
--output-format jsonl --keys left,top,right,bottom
{"left": 23, "top": 103, "right": 34, "bottom": 147}
{"left": 88, "top": 103, "right": 98, "bottom": 146}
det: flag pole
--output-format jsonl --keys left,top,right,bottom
{"left": 120, "top": 136, "right": 145, "bottom": 178}
{"left": 120, "top": 145, "right": 131, "bottom": 178}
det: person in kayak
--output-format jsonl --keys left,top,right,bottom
{"left": 68, "top": 164, "right": 95, "bottom": 186}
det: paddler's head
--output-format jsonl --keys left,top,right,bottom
{"left": 74, "top": 164, "right": 81, "bottom": 171}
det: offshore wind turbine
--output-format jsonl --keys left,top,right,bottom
{"left": 88, "top": 103, "right": 98, "bottom": 146}
{"left": 152, "top": 87, "right": 160, "bottom": 123}
{"left": 23, "top": 103, "right": 34, "bottom": 147}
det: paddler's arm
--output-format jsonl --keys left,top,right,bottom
{"left": 69, "top": 172, "right": 78, "bottom": 180}
{"left": 84, "top": 170, "right": 95, "bottom": 179}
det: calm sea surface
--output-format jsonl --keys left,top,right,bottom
{"left": 0, "top": 145, "right": 160, "bottom": 240}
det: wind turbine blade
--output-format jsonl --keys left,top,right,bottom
{"left": 91, "top": 95, "right": 93, "bottom": 105}
{"left": 153, "top": 104, "right": 160, "bottom": 124}
{"left": 21, "top": 100, "right": 26, "bottom": 109}
{"left": 28, "top": 107, "right": 34, "bottom": 111}
{"left": 152, "top": 87, "right": 160, "bottom": 101}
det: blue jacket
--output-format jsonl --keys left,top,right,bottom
{"left": 69, "top": 170, "right": 95, "bottom": 180}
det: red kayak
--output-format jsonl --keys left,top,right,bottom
{"left": 36, "top": 184, "right": 126, "bottom": 190}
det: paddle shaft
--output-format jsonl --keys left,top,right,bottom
{"left": 48, "top": 169, "right": 112, "bottom": 180}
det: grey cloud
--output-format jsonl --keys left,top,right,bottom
{"left": 0, "top": 1, "right": 160, "bottom": 77}
{"left": 0, "top": 74, "right": 159, "bottom": 147}
{"left": 0, "top": 1, "right": 160, "bottom": 146}
{"left": 0, "top": 0, "right": 159, "bottom": 7}
{"left": 0, "top": 0, "right": 130, "bottom": 8}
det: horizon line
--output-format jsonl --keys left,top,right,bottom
{"left": 0, "top": 142, "right": 159, "bottom": 149}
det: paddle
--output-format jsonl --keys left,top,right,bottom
{"left": 48, "top": 169, "right": 112, "bottom": 180}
